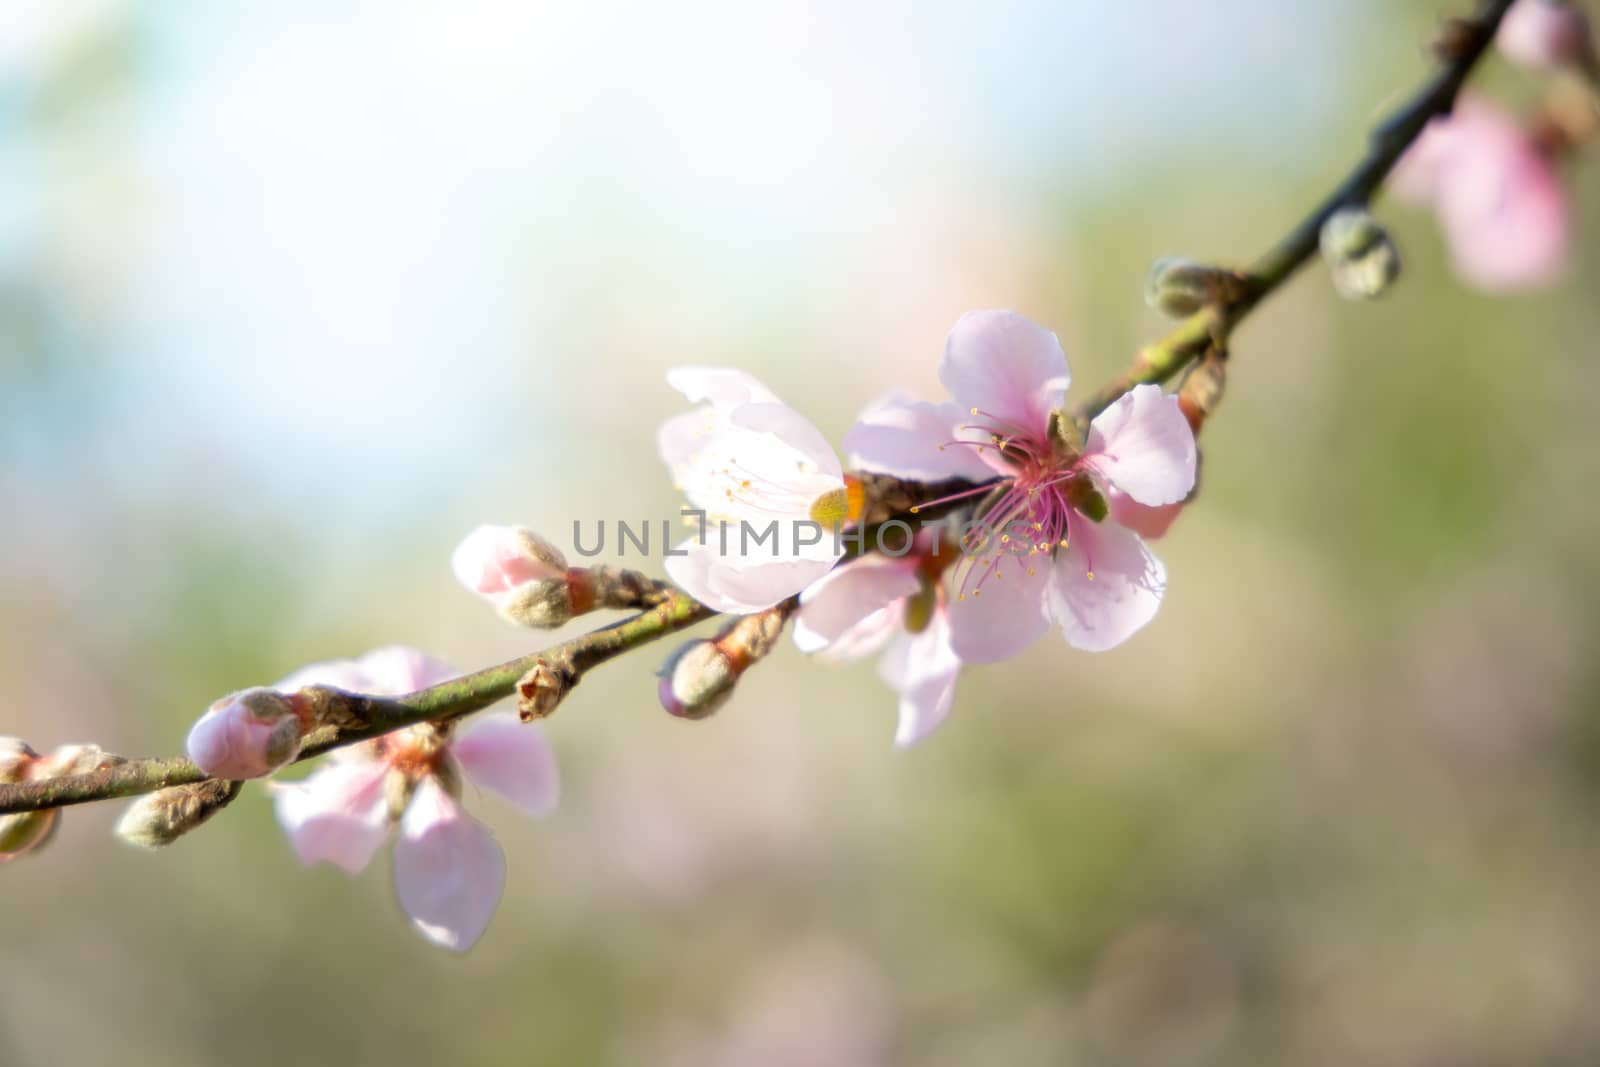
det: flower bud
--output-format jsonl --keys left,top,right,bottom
{"left": 1498, "top": 0, "right": 1594, "bottom": 72}
{"left": 36, "top": 743, "right": 109, "bottom": 777}
{"left": 658, "top": 606, "right": 791, "bottom": 720}
{"left": 1319, "top": 208, "right": 1401, "bottom": 300}
{"left": 115, "top": 779, "right": 242, "bottom": 849}
{"left": 187, "top": 688, "right": 305, "bottom": 779}
{"left": 0, "top": 809, "right": 58, "bottom": 862}
{"left": 497, "top": 577, "right": 579, "bottom": 629}
{"left": 1144, "top": 257, "right": 1247, "bottom": 318}
{"left": 658, "top": 640, "right": 738, "bottom": 720}
{"left": 451, "top": 524, "right": 576, "bottom": 628}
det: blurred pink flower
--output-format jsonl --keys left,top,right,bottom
{"left": 847, "top": 311, "right": 1195, "bottom": 660}
{"left": 793, "top": 539, "right": 964, "bottom": 748}
{"left": 1498, "top": 0, "right": 1594, "bottom": 71}
{"left": 269, "top": 648, "right": 559, "bottom": 952}
{"left": 658, "top": 367, "right": 848, "bottom": 614}
{"left": 1392, "top": 94, "right": 1571, "bottom": 291}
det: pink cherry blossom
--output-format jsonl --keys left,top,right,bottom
{"left": 1392, "top": 94, "right": 1571, "bottom": 292}
{"left": 657, "top": 367, "right": 848, "bottom": 614}
{"left": 269, "top": 648, "right": 559, "bottom": 952}
{"left": 1498, "top": 0, "right": 1594, "bottom": 71}
{"left": 845, "top": 311, "right": 1197, "bottom": 661}
{"left": 793, "top": 543, "right": 964, "bottom": 748}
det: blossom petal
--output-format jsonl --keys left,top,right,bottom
{"left": 945, "top": 557, "right": 1052, "bottom": 663}
{"left": 730, "top": 402, "right": 844, "bottom": 479}
{"left": 271, "top": 759, "right": 392, "bottom": 874}
{"left": 666, "top": 537, "right": 841, "bottom": 614}
{"left": 356, "top": 646, "right": 460, "bottom": 696}
{"left": 451, "top": 713, "right": 561, "bottom": 818}
{"left": 393, "top": 779, "right": 506, "bottom": 953}
{"left": 878, "top": 610, "right": 963, "bottom": 748}
{"left": 276, "top": 646, "right": 459, "bottom": 697}
{"left": 793, "top": 557, "right": 920, "bottom": 655}
{"left": 940, "top": 310, "right": 1070, "bottom": 438}
{"left": 1108, "top": 491, "right": 1185, "bottom": 541}
{"left": 843, "top": 394, "right": 996, "bottom": 481}
{"left": 1047, "top": 520, "right": 1167, "bottom": 652}
{"left": 665, "top": 366, "right": 782, "bottom": 409}
{"left": 1084, "top": 384, "right": 1197, "bottom": 506}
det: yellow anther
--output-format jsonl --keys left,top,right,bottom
{"left": 809, "top": 487, "right": 850, "bottom": 527}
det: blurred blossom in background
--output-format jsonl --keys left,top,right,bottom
{"left": 3, "top": 1, "right": 1600, "bottom": 1064}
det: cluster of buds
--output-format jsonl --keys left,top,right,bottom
{"left": 1, "top": 739, "right": 113, "bottom": 862}
{"left": 658, "top": 604, "right": 794, "bottom": 720}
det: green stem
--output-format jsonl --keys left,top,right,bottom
{"left": 1072, "top": 0, "right": 1516, "bottom": 422}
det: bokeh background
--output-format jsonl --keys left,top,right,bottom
{"left": 4, "top": 1, "right": 1599, "bottom": 1064}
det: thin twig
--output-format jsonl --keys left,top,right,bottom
{"left": 1072, "top": 0, "right": 1516, "bottom": 423}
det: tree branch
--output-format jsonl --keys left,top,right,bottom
{"left": 0, "top": 0, "right": 1520, "bottom": 822}
{"left": 0, "top": 591, "right": 714, "bottom": 814}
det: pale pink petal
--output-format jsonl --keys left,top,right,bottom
{"left": 393, "top": 779, "right": 506, "bottom": 953}
{"left": 843, "top": 394, "right": 996, "bottom": 481}
{"left": 355, "top": 646, "right": 460, "bottom": 696}
{"left": 273, "top": 659, "right": 375, "bottom": 694}
{"left": 730, "top": 403, "right": 844, "bottom": 479}
{"left": 669, "top": 413, "right": 843, "bottom": 523}
{"left": 666, "top": 366, "right": 782, "bottom": 409}
{"left": 271, "top": 759, "right": 392, "bottom": 873}
{"left": 451, "top": 713, "right": 561, "bottom": 818}
{"left": 1389, "top": 119, "right": 1456, "bottom": 205}
{"left": 1108, "top": 491, "right": 1185, "bottom": 541}
{"left": 877, "top": 610, "right": 963, "bottom": 748}
{"left": 1083, "top": 384, "right": 1197, "bottom": 506}
{"left": 1047, "top": 520, "right": 1167, "bottom": 652}
{"left": 940, "top": 310, "right": 1071, "bottom": 438}
{"left": 1498, "top": 0, "right": 1592, "bottom": 71}
{"left": 793, "top": 557, "right": 920, "bottom": 654}
{"left": 666, "top": 537, "right": 841, "bottom": 614}
{"left": 657, "top": 408, "right": 715, "bottom": 479}
{"left": 945, "top": 558, "right": 1052, "bottom": 663}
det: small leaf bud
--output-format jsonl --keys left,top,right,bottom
{"left": 1320, "top": 207, "right": 1401, "bottom": 300}
{"left": 1144, "top": 257, "right": 1248, "bottom": 318}
{"left": 115, "top": 779, "right": 243, "bottom": 849}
